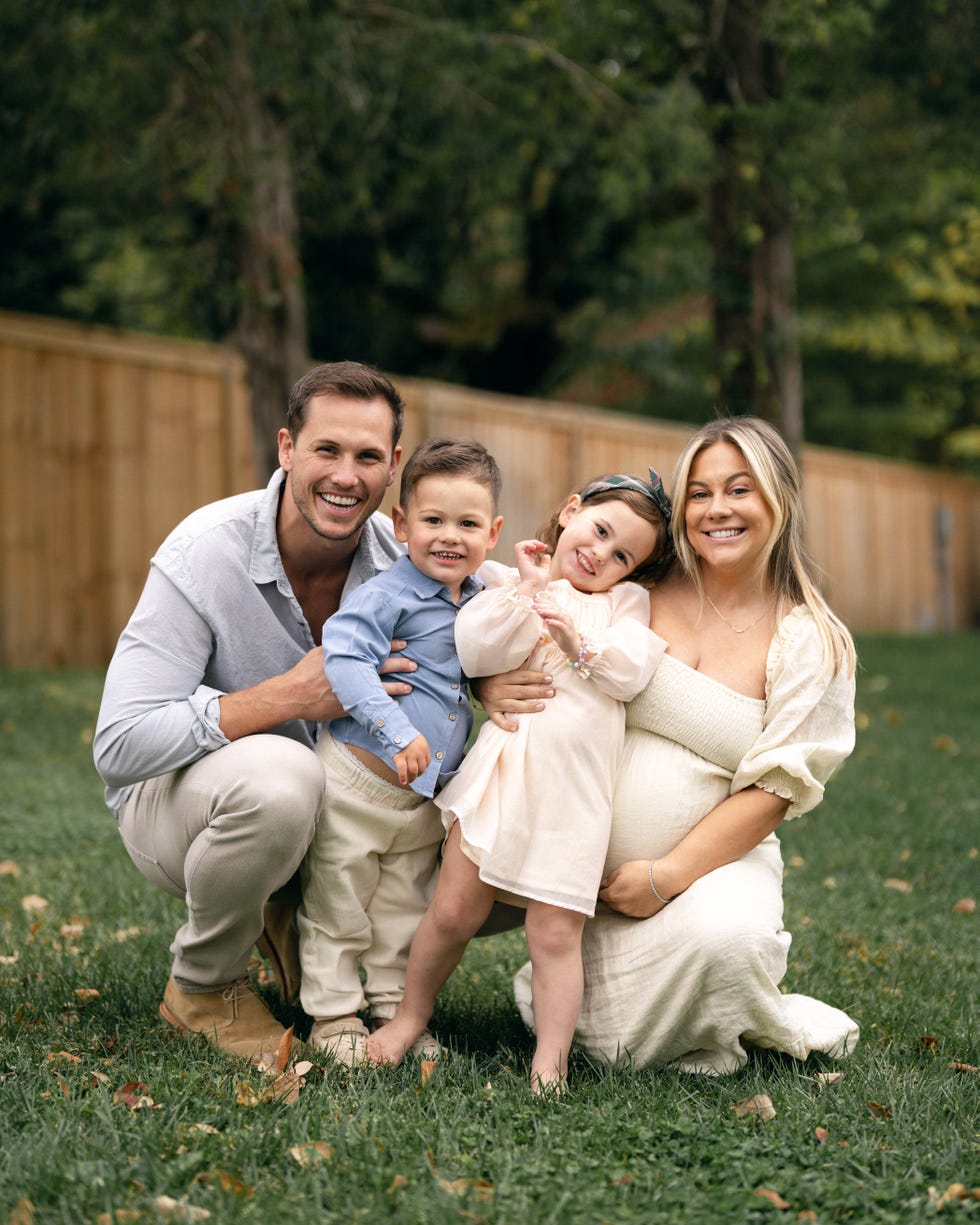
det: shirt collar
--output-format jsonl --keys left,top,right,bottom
{"left": 249, "top": 469, "right": 288, "bottom": 585}
{"left": 249, "top": 469, "right": 406, "bottom": 594}
{"left": 391, "top": 553, "right": 484, "bottom": 604}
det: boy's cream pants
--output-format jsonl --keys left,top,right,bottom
{"left": 298, "top": 733, "right": 442, "bottom": 1021}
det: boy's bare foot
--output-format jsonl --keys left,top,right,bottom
{"left": 365, "top": 1015, "right": 426, "bottom": 1066}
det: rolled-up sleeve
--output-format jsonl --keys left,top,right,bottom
{"left": 324, "top": 590, "right": 421, "bottom": 759}
{"left": 93, "top": 566, "right": 230, "bottom": 791}
{"left": 731, "top": 608, "right": 855, "bottom": 820}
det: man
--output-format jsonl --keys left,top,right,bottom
{"left": 94, "top": 362, "right": 418, "bottom": 1062}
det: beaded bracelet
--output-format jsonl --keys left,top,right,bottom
{"left": 566, "top": 635, "right": 590, "bottom": 670}
{"left": 647, "top": 859, "right": 672, "bottom": 905}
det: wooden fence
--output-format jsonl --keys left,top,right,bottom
{"left": 1, "top": 309, "right": 977, "bottom": 667}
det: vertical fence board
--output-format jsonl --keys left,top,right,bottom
{"left": 0, "top": 309, "right": 977, "bottom": 664}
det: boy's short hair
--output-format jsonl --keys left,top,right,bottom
{"left": 398, "top": 438, "right": 502, "bottom": 512}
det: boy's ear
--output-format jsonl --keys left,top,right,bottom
{"left": 486, "top": 515, "right": 504, "bottom": 552}
{"left": 392, "top": 504, "right": 409, "bottom": 543}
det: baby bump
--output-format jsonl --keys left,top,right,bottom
{"left": 605, "top": 729, "right": 733, "bottom": 869}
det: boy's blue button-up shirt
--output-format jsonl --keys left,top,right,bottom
{"left": 324, "top": 554, "right": 483, "bottom": 798}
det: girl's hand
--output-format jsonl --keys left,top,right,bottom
{"left": 515, "top": 539, "right": 551, "bottom": 589}
{"left": 532, "top": 598, "right": 580, "bottom": 660}
{"left": 598, "top": 860, "right": 669, "bottom": 919}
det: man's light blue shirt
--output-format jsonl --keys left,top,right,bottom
{"left": 324, "top": 554, "right": 482, "bottom": 798}
{"left": 93, "top": 469, "right": 404, "bottom": 814}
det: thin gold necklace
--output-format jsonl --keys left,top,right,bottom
{"left": 705, "top": 593, "right": 768, "bottom": 634}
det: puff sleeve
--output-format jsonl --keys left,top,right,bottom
{"left": 730, "top": 607, "right": 855, "bottom": 820}
{"left": 453, "top": 561, "right": 544, "bottom": 678}
{"left": 575, "top": 581, "right": 666, "bottom": 701}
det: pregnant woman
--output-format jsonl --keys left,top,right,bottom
{"left": 507, "top": 416, "right": 859, "bottom": 1073}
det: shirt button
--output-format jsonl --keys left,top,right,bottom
{"left": 451, "top": 683, "right": 459, "bottom": 690}
{"left": 394, "top": 737, "right": 402, "bottom": 744}
{"left": 435, "top": 752, "right": 444, "bottom": 760}
{"left": 376, "top": 719, "right": 385, "bottom": 727}
{"left": 449, "top": 713, "right": 457, "bottom": 721}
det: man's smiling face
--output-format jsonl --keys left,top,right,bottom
{"left": 278, "top": 392, "right": 400, "bottom": 546}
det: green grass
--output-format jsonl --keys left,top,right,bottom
{"left": 1, "top": 636, "right": 977, "bottom": 1224}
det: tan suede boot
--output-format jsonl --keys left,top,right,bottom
{"left": 160, "top": 976, "right": 288, "bottom": 1063}
{"left": 256, "top": 900, "right": 301, "bottom": 1005}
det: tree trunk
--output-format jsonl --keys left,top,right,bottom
{"left": 696, "top": 0, "right": 804, "bottom": 453}
{"left": 227, "top": 30, "right": 309, "bottom": 479}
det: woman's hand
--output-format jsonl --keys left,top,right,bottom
{"left": 599, "top": 859, "right": 671, "bottom": 919}
{"left": 471, "top": 668, "right": 555, "bottom": 732}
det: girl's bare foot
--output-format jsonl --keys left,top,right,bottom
{"left": 530, "top": 1063, "right": 568, "bottom": 1096}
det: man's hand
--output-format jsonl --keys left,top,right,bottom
{"left": 471, "top": 667, "right": 555, "bottom": 732}
{"left": 393, "top": 734, "right": 431, "bottom": 785}
{"left": 218, "top": 641, "right": 416, "bottom": 740}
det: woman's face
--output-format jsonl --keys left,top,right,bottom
{"left": 683, "top": 441, "right": 775, "bottom": 574}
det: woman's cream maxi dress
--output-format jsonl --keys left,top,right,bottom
{"left": 514, "top": 606, "right": 859, "bottom": 1072}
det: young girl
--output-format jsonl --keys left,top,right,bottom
{"left": 369, "top": 471, "right": 673, "bottom": 1091}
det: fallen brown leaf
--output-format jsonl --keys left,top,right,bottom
{"left": 932, "top": 735, "right": 959, "bottom": 754}
{"left": 883, "top": 878, "right": 912, "bottom": 893}
{"left": 867, "top": 1101, "right": 893, "bottom": 1120}
{"left": 797, "top": 1213, "right": 818, "bottom": 1222}
{"left": 113, "top": 1080, "right": 158, "bottom": 1110}
{"left": 949, "top": 1061, "right": 979, "bottom": 1073}
{"left": 733, "top": 1094, "right": 776, "bottom": 1120}
{"left": 419, "top": 1059, "right": 438, "bottom": 1085}
{"left": 918, "top": 1034, "right": 940, "bottom": 1050}
{"left": 74, "top": 988, "right": 100, "bottom": 1003}
{"left": 387, "top": 1174, "right": 409, "bottom": 1194}
{"left": 274, "top": 1025, "right": 294, "bottom": 1073}
{"left": 235, "top": 1081, "right": 260, "bottom": 1107}
{"left": 437, "top": 1178, "right": 494, "bottom": 1201}
{"left": 290, "top": 1141, "right": 335, "bottom": 1168}
{"left": 21, "top": 895, "right": 48, "bottom": 914}
{"left": 952, "top": 897, "right": 975, "bottom": 915}
{"left": 47, "top": 1051, "right": 81, "bottom": 1064}
{"left": 192, "top": 1168, "right": 253, "bottom": 1199}
{"left": 153, "top": 1196, "right": 211, "bottom": 1221}
{"left": 814, "top": 1127, "right": 830, "bottom": 1143}
{"left": 95, "top": 1212, "right": 141, "bottom": 1224}
{"left": 814, "top": 1071, "right": 842, "bottom": 1087}
{"left": 8, "top": 1200, "right": 34, "bottom": 1225}
{"left": 928, "top": 1184, "right": 980, "bottom": 1211}
{"left": 0, "top": 860, "right": 22, "bottom": 877}
{"left": 264, "top": 1071, "right": 303, "bottom": 1104}
{"left": 754, "top": 1187, "right": 790, "bottom": 1209}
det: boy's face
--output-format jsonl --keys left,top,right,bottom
{"left": 392, "top": 474, "right": 502, "bottom": 597}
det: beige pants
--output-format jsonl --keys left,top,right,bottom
{"left": 117, "top": 734, "right": 325, "bottom": 992}
{"left": 298, "top": 734, "right": 443, "bottom": 1021}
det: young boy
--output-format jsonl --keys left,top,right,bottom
{"left": 299, "top": 437, "right": 503, "bottom": 1064}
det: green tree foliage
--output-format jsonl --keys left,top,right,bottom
{"left": 0, "top": 0, "right": 976, "bottom": 470}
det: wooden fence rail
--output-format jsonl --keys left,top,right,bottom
{"left": 1, "top": 310, "right": 977, "bottom": 667}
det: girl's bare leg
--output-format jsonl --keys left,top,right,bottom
{"left": 524, "top": 900, "right": 587, "bottom": 1093}
{"left": 368, "top": 823, "right": 495, "bottom": 1064}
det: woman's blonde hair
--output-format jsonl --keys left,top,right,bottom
{"left": 672, "top": 417, "right": 855, "bottom": 675}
